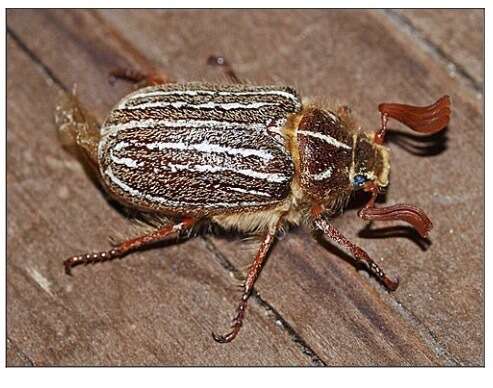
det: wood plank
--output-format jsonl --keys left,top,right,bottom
{"left": 6, "top": 16, "right": 313, "bottom": 366}
{"left": 7, "top": 9, "right": 483, "bottom": 365}
{"left": 393, "top": 9, "right": 484, "bottom": 90}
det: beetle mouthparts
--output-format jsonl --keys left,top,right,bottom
{"left": 358, "top": 203, "right": 433, "bottom": 239}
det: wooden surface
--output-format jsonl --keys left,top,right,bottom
{"left": 6, "top": 9, "right": 484, "bottom": 366}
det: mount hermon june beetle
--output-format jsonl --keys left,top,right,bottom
{"left": 56, "top": 66, "right": 451, "bottom": 343}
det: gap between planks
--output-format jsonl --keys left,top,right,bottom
{"left": 390, "top": 298, "right": 461, "bottom": 365}
{"left": 7, "top": 26, "right": 68, "bottom": 93}
{"left": 7, "top": 337, "right": 36, "bottom": 366}
{"left": 382, "top": 9, "right": 482, "bottom": 96}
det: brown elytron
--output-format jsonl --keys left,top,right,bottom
{"left": 58, "top": 57, "right": 451, "bottom": 343}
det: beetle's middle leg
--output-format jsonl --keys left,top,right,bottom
{"left": 313, "top": 216, "right": 399, "bottom": 291}
{"left": 212, "top": 217, "right": 282, "bottom": 343}
{"left": 64, "top": 217, "right": 195, "bottom": 275}
{"left": 207, "top": 55, "right": 241, "bottom": 83}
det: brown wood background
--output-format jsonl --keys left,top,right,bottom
{"left": 6, "top": 9, "right": 484, "bottom": 366}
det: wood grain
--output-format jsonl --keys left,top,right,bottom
{"left": 392, "top": 9, "right": 483, "bottom": 91}
{"left": 7, "top": 9, "right": 483, "bottom": 366}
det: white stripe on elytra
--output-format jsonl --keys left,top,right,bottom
{"left": 104, "top": 167, "right": 277, "bottom": 209}
{"left": 141, "top": 141, "right": 274, "bottom": 160}
{"left": 326, "top": 111, "right": 338, "bottom": 122}
{"left": 102, "top": 118, "right": 272, "bottom": 136}
{"left": 99, "top": 120, "right": 288, "bottom": 166}
{"left": 109, "top": 152, "right": 144, "bottom": 168}
{"left": 126, "top": 89, "right": 300, "bottom": 105}
{"left": 297, "top": 130, "right": 352, "bottom": 150}
{"left": 120, "top": 100, "right": 275, "bottom": 111}
{"left": 166, "top": 163, "right": 288, "bottom": 183}
{"left": 227, "top": 186, "right": 272, "bottom": 198}
{"left": 114, "top": 141, "right": 130, "bottom": 151}
{"left": 310, "top": 166, "right": 333, "bottom": 181}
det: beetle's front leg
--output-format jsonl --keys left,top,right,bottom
{"left": 212, "top": 218, "right": 282, "bottom": 343}
{"left": 313, "top": 215, "right": 399, "bottom": 291}
{"left": 64, "top": 217, "right": 195, "bottom": 275}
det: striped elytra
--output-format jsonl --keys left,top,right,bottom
{"left": 59, "top": 73, "right": 450, "bottom": 343}
{"left": 98, "top": 83, "right": 301, "bottom": 215}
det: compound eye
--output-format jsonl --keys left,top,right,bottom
{"left": 353, "top": 174, "right": 368, "bottom": 187}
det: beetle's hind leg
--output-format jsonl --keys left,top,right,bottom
{"left": 313, "top": 216, "right": 399, "bottom": 291}
{"left": 212, "top": 218, "right": 282, "bottom": 343}
{"left": 64, "top": 218, "right": 195, "bottom": 275}
{"left": 109, "top": 66, "right": 172, "bottom": 87}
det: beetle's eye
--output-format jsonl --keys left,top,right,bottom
{"left": 353, "top": 174, "right": 367, "bottom": 187}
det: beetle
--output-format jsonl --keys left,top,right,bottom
{"left": 56, "top": 57, "right": 451, "bottom": 343}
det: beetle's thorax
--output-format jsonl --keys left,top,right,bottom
{"left": 287, "top": 107, "right": 353, "bottom": 208}
{"left": 287, "top": 106, "right": 390, "bottom": 211}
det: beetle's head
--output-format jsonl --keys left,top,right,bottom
{"left": 347, "top": 95, "right": 451, "bottom": 240}
{"left": 350, "top": 133, "right": 390, "bottom": 192}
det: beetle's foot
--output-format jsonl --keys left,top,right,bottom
{"left": 212, "top": 322, "right": 242, "bottom": 344}
{"left": 367, "top": 260, "right": 400, "bottom": 291}
{"left": 63, "top": 248, "right": 120, "bottom": 275}
{"left": 212, "top": 296, "right": 248, "bottom": 343}
{"left": 382, "top": 274, "right": 400, "bottom": 291}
